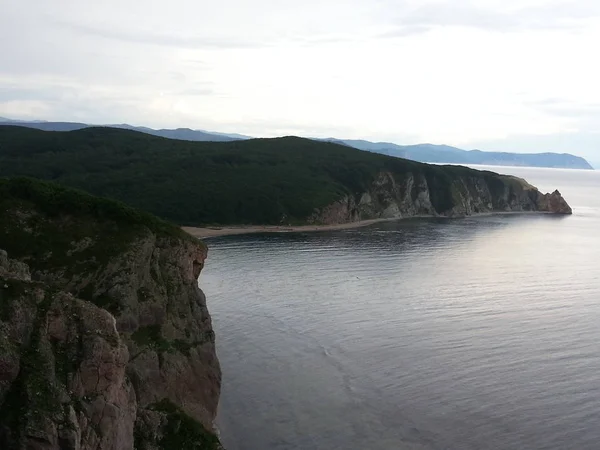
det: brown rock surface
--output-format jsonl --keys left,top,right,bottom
{"left": 0, "top": 179, "right": 222, "bottom": 450}
{"left": 308, "top": 171, "right": 572, "bottom": 223}
{"left": 537, "top": 190, "right": 573, "bottom": 214}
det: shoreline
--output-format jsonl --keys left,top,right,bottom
{"left": 182, "top": 211, "right": 559, "bottom": 239}
{"left": 182, "top": 218, "right": 397, "bottom": 239}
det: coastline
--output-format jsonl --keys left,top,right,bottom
{"left": 182, "top": 218, "right": 398, "bottom": 239}
{"left": 181, "top": 211, "right": 561, "bottom": 239}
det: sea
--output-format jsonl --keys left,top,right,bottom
{"left": 201, "top": 166, "right": 600, "bottom": 450}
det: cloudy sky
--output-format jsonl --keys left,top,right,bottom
{"left": 1, "top": 0, "right": 599, "bottom": 162}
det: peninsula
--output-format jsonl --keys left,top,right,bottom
{"left": 0, "top": 127, "right": 572, "bottom": 232}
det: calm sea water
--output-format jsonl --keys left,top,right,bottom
{"left": 202, "top": 166, "right": 600, "bottom": 450}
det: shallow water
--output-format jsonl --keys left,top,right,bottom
{"left": 202, "top": 166, "right": 600, "bottom": 450}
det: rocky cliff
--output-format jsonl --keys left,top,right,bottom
{"left": 0, "top": 178, "right": 222, "bottom": 450}
{"left": 309, "top": 170, "right": 572, "bottom": 224}
{"left": 0, "top": 129, "right": 574, "bottom": 226}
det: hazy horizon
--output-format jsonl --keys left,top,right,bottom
{"left": 2, "top": 0, "right": 600, "bottom": 163}
{"left": 0, "top": 115, "right": 595, "bottom": 166}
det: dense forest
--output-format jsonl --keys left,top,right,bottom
{"left": 0, "top": 126, "right": 510, "bottom": 225}
{"left": 0, "top": 177, "right": 195, "bottom": 278}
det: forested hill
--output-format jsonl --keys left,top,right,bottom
{"left": 0, "top": 120, "right": 242, "bottom": 141}
{"left": 0, "top": 126, "right": 570, "bottom": 226}
{"left": 1, "top": 119, "right": 592, "bottom": 169}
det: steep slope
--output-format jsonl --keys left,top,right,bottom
{"left": 310, "top": 171, "right": 571, "bottom": 224}
{"left": 342, "top": 140, "right": 594, "bottom": 170}
{"left": 0, "top": 126, "right": 571, "bottom": 226}
{"left": 0, "top": 178, "right": 222, "bottom": 450}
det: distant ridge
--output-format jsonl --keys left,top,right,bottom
{"left": 0, "top": 120, "right": 241, "bottom": 142}
{"left": 0, "top": 126, "right": 573, "bottom": 227}
{"left": 339, "top": 140, "right": 594, "bottom": 170}
{"left": 0, "top": 118, "right": 593, "bottom": 169}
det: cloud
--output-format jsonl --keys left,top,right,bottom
{"left": 170, "top": 88, "right": 218, "bottom": 97}
{"left": 52, "top": 18, "right": 362, "bottom": 51}
{"left": 527, "top": 98, "right": 600, "bottom": 120}
{"left": 54, "top": 20, "right": 271, "bottom": 50}
{"left": 465, "top": 130, "right": 600, "bottom": 161}
{"left": 1, "top": 0, "right": 600, "bottom": 162}
{"left": 464, "top": 96, "right": 600, "bottom": 160}
{"left": 0, "top": 86, "right": 65, "bottom": 103}
{"left": 380, "top": 1, "right": 600, "bottom": 37}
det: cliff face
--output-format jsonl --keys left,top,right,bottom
{"left": 309, "top": 171, "right": 572, "bottom": 224}
{"left": 0, "top": 179, "right": 222, "bottom": 450}
{"left": 0, "top": 129, "right": 575, "bottom": 226}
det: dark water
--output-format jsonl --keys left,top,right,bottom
{"left": 202, "top": 166, "right": 600, "bottom": 450}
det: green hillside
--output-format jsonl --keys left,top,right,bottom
{"left": 0, "top": 126, "right": 508, "bottom": 225}
{"left": 0, "top": 177, "right": 195, "bottom": 278}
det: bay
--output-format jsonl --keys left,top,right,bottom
{"left": 202, "top": 166, "right": 600, "bottom": 450}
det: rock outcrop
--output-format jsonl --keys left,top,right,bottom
{"left": 537, "top": 190, "right": 573, "bottom": 214}
{"left": 0, "top": 167, "right": 572, "bottom": 447}
{"left": 0, "top": 178, "right": 222, "bottom": 450}
{"left": 309, "top": 170, "right": 572, "bottom": 224}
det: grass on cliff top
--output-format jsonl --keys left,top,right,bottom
{"left": 0, "top": 125, "right": 512, "bottom": 225}
{"left": 0, "top": 177, "right": 200, "bottom": 287}
{"left": 0, "top": 177, "right": 192, "bottom": 240}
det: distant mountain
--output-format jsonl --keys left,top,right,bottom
{"left": 0, "top": 121, "right": 91, "bottom": 132}
{"left": 0, "top": 126, "right": 572, "bottom": 227}
{"left": 0, "top": 118, "right": 592, "bottom": 169}
{"left": 0, "top": 118, "right": 62, "bottom": 124}
{"left": 108, "top": 124, "right": 240, "bottom": 142}
{"left": 0, "top": 120, "right": 241, "bottom": 142}
{"left": 316, "top": 138, "right": 353, "bottom": 147}
{"left": 202, "top": 130, "right": 253, "bottom": 140}
{"left": 340, "top": 140, "right": 594, "bottom": 170}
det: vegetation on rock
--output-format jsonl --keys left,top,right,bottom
{"left": 0, "top": 179, "right": 221, "bottom": 450}
{"left": 0, "top": 177, "right": 197, "bottom": 285}
{"left": 0, "top": 126, "right": 550, "bottom": 226}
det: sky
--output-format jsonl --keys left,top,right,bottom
{"left": 1, "top": 0, "right": 599, "bottom": 163}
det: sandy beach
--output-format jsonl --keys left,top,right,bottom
{"left": 182, "top": 218, "right": 397, "bottom": 239}
{"left": 181, "top": 211, "right": 556, "bottom": 239}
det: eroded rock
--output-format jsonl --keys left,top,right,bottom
{"left": 309, "top": 170, "right": 572, "bottom": 223}
{"left": 0, "top": 179, "right": 222, "bottom": 450}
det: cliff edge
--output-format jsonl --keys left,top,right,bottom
{"left": 0, "top": 178, "right": 222, "bottom": 450}
{"left": 0, "top": 129, "right": 574, "bottom": 226}
{"left": 308, "top": 171, "right": 572, "bottom": 224}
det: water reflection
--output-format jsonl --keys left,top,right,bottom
{"left": 204, "top": 168, "right": 600, "bottom": 450}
